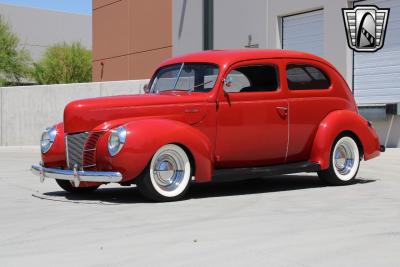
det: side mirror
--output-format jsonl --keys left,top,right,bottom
{"left": 143, "top": 84, "right": 150, "bottom": 94}
{"left": 223, "top": 76, "right": 233, "bottom": 88}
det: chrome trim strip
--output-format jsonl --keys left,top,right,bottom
{"left": 65, "top": 135, "right": 70, "bottom": 168}
{"left": 285, "top": 103, "right": 290, "bottom": 162}
{"left": 31, "top": 164, "right": 122, "bottom": 186}
{"left": 83, "top": 164, "right": 96, "bottom": 168}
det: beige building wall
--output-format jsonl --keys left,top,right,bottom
{"left": 92, "top": 0, "right": 172, "bottom": 81}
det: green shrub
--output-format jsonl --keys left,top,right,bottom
{"left": 0, "top": 16, "right": 31, "bottom": 86}
{"left": 32, "top": 42, "right": 92, "bottom": 84}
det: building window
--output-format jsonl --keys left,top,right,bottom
{"left": 203, "top": 0, "right": 213, "bottom": 50}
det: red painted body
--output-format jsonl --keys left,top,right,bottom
{"left": 42, "top": 50, "right": 381, "bottom": 185}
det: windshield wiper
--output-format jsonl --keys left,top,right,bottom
{"left": 172, "top": 63, "right": 185, "bottom": 90}
{"left": 161, "top": 81, "right": 214, "bottom": 93}
{"left": 188, "top": 80, "right": 213, "bottom": 93}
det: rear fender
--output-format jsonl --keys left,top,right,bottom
{"left": 310, "top": 110, "right": 381, "bottom": 169}
{"left": 96, "top": 119, "right": 214, "bottom": 183}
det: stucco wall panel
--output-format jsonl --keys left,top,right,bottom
{"left": 92, "top": 0, "right": 129, "bottom": 61}
{"left": 214, "top": 0, "right": 268, "bottom": 49}
{"left": 93, "top": 56, "right": 130, "bottom": 82}
{"left": 130, "top": 0, "right": 172, "bottom": 53}
{"left": 129, "top": 47, "right": 172, "bottom": 80}
{"left": 93, "top": 0, "right": 172, "bottom": 80}
{"left": 93, "top": 0, "right": 122, "bottom": 10}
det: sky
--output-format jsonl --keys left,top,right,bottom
{"left": 0, "top": 0, "right": 92, "bottom": 15}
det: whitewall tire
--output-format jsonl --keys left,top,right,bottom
{"left": 318, "top": 135, "right": 361, "bottom": 185}
{"left": 137, "top": 144, "right": 192, "bottom": 201}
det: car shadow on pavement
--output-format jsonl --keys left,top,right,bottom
{"left": 189, "top": 175, "right": 375, "bottom": 199}
{"left": 41, "top": 175, "right": 376, "bottom": 204}
{"left": 42, "top": 187, "right": 146, "bottom": 204}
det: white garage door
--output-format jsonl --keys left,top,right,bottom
{"left": 354, "top": 0, "right": 400, "bottom": 104}
{"left": 282, "top": 9, "right": 324, "bottom": 57}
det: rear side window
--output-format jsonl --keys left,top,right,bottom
{"left": 286, "top": 64, "right": 330, "bottom": 90}
{"left": 224, "top": 65, "right": 279, "bottom": 93}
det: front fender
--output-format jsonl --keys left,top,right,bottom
{"left": 310, "top": 110, "right": 381, "bottom": 170}
{"left": 42, "top": 122, "right": 66, "bottom": 168}
{"left": 96, "top": 119, "right": 214, "bottom": 183}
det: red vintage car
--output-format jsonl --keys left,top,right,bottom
{"left": 32, "top": 50, "right": 384, "bottom": 201}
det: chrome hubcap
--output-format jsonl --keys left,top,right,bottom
{"left": 153, "top": 150, "right": 185, "bottom": 192}
{"left": 334, "top": 140, "right": 355, "bottom": 176}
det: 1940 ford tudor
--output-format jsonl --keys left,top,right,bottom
{"left": 31, "top": 50, "right": 384, "bottom": 201}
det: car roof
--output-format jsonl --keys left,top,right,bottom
{"left": 159, "top": 49, "right": 335, "bottom": 70}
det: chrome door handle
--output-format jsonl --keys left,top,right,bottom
{"left": 276, "top": 106, "right": 288, "bottom": 118}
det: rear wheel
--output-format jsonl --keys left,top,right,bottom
{"left": 318, "top": 135, "right": 361, "bottom": 185}
{"left": 137, "top": 144, "right": 192, "bottom": 202}
{"left": 56, "top": 179, "right": 99, "bottom": 194}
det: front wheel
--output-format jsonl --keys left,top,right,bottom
{"left": 137, "top": 144, "right": 192, "bottom": 202}
{"left": 318, "top": 135, "right": 361, "bottom": 185}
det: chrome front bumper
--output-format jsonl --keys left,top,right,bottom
{"left": 31, "top": 164, "right": 123, "bottom": 187}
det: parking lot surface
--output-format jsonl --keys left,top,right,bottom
{"left": 0, "top": 147, "right": 399, "bottom": 267}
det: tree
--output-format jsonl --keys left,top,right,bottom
{"left": 0, "top": 16, "right": 31, "bottom": 86}
{"left": 32, "top": 42, "right": 92, "bottom": 84}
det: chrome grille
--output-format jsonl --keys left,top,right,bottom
{"left": 66, "top": 132, "right": 89, "bottom": 169}
{"left": 82, "top": 132, "right": 103, "bottom": 169}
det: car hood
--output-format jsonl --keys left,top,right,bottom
{"left": 63, "top": 92, "right": 211, "bottom": 133}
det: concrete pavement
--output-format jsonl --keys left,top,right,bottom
{"left": 0, "top": 147, "right": 399, "bottom": 267}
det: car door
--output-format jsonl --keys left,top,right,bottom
{"left": 284, "top": 59, "right": 340, "bottom": 162}
{"left": 214, "top": 59, "right": 289, "bottom": 168}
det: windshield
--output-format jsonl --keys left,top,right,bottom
{"left": 149, "top": 63, "right": 219, "bottom": 93}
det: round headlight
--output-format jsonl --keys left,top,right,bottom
{"left": 108, "top": 126, "right": 127, "bottom": 156}
{"left": 41, "top": 126, "right": 57, "bottom": 154}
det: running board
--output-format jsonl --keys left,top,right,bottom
{"left": 212, "top": 161, "right": 321, "bottom": 182}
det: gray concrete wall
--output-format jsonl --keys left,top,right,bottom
{"left": 0, "top": 3, "right": 91, "bottom": 61}
{"left": 0, "top": 80, "right": 148, "bottom": 146}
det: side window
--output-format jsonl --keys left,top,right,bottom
{"left": 224, "top": 65, "right": 279, "bottom": 93}
{"left": 286, "top": 64, "right": 330, "bottom": 90}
